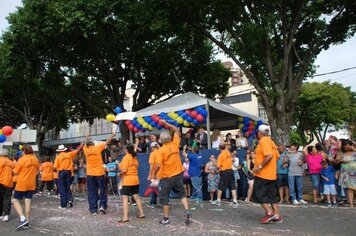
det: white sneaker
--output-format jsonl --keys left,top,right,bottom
{"left": 292, "top": 200, "right": 300, "bottom": 205}
{"left": 212, "top": 200, "right": 221, "bottom": 206}
{"left": 2, "top": 215, "right": 9, "bottom": 222}
{"left": 299, "top": 199, "right": 308, "bottom": 204}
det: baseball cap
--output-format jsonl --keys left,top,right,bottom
{"left": 150, "top": 142, "right": 158, "bottom": 147}
{"left": 258, "top": 124, "right": 270, "bottom": 134}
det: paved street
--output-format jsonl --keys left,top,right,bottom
{"left": 0, "top": 192, "right": 355, "bottom": 236}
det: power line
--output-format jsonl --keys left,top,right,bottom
{"left": 312, "top": 66, "right": 356, "bottom": 77}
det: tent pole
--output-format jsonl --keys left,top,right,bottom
{"left": 129, "top": 130, "right": 133, "bottom": 143}
{"left": 205, "top": 102, "right": 211, "bottom": 149}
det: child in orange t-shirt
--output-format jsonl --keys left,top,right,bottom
{"left": 39, "top": 156, "right": 54, "bottom": 194}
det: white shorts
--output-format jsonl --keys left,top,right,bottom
{"left": 323, "top": 184, "right": 337, "bottom": 195}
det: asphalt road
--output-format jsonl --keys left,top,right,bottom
{"left": 0, "top": 192, "right": 355, "bottom": 236}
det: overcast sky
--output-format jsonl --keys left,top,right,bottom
{"left": 1, "top": 0, "right": 355, "bottom": 91}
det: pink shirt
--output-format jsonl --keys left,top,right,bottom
{"left": 306, "top": 154, "right": 323, "bottom": 174}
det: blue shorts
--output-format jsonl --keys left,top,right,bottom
{"left": 14, "top": 190, "right": 35, "bottom": 200}
{"left": 310, "top": 174, "right": 320, "bottom": 190}
{"left": 324, "top": 184, "right": 337, "bottom": 195}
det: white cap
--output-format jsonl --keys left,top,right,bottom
{"left": 56, "top": 145, "right": 67, "bottom": 152}
{"left": 150, "top": 142, "right": 158, "bottom": 147}
{"left": 258, "top": 124, "right": 270, "bottom": 135}
{"left": 0, "top": 149, "right": 8, "bottom": 156}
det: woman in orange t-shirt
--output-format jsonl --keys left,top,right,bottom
{"left": 39, "top": 156, "right": 54, "bottom": 194}
{"left": 117, "top": 144, "right": 145, "bottom": 223}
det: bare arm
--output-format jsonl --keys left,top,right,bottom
{"left": 161, "top": 120, "right": 179, "bottom": 134}
{"left": 106, "top": 132, "right": 116, "bottom": 145}
{"left": 302, "top": 146, "right": 308, "bottom": 157}
{"left": 183, "top": 145, "right": 188, "bottom": 158}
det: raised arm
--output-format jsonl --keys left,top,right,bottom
{"left": 161, "top": 120, "right": 179, "bottom": 134}
{"left": 106, "top": 132, "right": 116, "bottom": 145}
{"left": 183, "top": 145, "right": 188, "bottom": 159}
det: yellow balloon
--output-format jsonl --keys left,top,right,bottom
{"left": 168, "top": 112, "right": 175, "bottom": 118}
{"left": 238, "top": 124, "right": 244, "bottom": 129}
{"left": 106, "top": 114, "right": 115, "bottom": 122}
{"left": 19, "top": 145, "right": 23, "bottom": 150}
{"left": 0, "top": 129, "right": 2, "bottom": 135}
{"left": 137, "top": 117, "right": 144, "bottom": 124}
{"left": 172, "top": 113, "right": 179, "bottom": 120}
{"left": 148, "top": 125, "right": 154, "bottom": 130}
{"left": 177, "top": 117, "right": 184, "bottom": 124}
{"left": 143, "top": 122, "right": 149, "bottom": 129}
{"left": 183, "top": 121, "right": 190, "bottom": 127}
{"left": 237, "top": 116, "right": 243, "bottom": 122}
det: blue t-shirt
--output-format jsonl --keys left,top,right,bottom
{"left": 187, "top": 153, "right": 203, "bottom": 177}
{"left": 106, "top": 162, "right": 117, "bottom": 177}
{"left": 277, "top": 151, "right": 288, "bottom": 174}
{"left": 320, "top": 165, "right": 335, "bottom": 185}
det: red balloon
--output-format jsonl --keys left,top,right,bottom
{"left": 125, "top": 120, "right": 131, "bottom": 126}
{"left": 152, "top": 115, "right": 160, "bottom": 123}
{"left": 190, "top": 110, "right": 198, "bottom": 118}
{"left": 196, "top": 114, "right": 204, "bottom": 122}
{"left": 128, "top": 124, "right": 135, "bottom": 130}
{"left": 2, "top": 126, "right": 13, "bottom": 136}
{"left": 185, "top": 110, "right": 191, "bottom": 115}
{"left": 134, "top": 127, "right": 140, "bottom": 133}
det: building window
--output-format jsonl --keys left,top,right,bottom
{"left": 221, "top": 93, "right": 252, "bottom": 104}
{"left": 258, "top": 102, "right": 268, "bottom": 120}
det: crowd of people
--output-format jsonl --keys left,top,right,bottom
{"left": 0, "top": 122, "right": 355, "bottom": 230}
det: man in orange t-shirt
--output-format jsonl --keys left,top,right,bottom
{"left": 153, "top": 120, "right": 191, "bottom": 226}
{"left": 83, "top": 132, "right": 116, "bottom": 215}
{"left": 214, "top": 143, "right": 238, "bottom": 206}
{"left": 252, "top": 125, "right": 282, "bottom": 224}
{"left": 39, "top": 156, "right": 54, "bottom": 194}
{"left": 0, "top": 149, "right": 15, "bottom": 222}
{"left": 54, "top": 143, "right": 83, "bottom": 209}
{"left": 12, "top": 145, "right": 39, "bottom": 230}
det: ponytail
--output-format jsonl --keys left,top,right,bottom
{"left": 126, "top": 144, "right": 137, "bottom": 158}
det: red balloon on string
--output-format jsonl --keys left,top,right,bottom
{"left": 196, "top": 114, "right": 204, "bottom": 122}
{"left": 2, "top": 126, "right": 13, "bottom": 136}
{"left": 190, "top": 110, "right": 198, "bottom": 118}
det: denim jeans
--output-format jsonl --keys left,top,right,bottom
{"left": 87, "top": 175, "right": 107, "bottom": 213}
{"left": 59, "top": 170, "right": 72, "bottom": 207}
{"left": 288, "top": 176, "right": 303, "bottom": 201}
{"left": 190, "top": 176, "right": 203, "bottom": 200}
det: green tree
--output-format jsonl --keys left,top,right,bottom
{"left": 294, "top": 81, "right": 356, "bottom": 144}
{"left": 158, "top": 0, "right": 356, "bottom": 145}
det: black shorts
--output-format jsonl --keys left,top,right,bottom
{"left": 253, "top": 176, "right": 277, "bottom": 204}
{"left": 276, "top": 174, "right": 289, "bottom": 188}
{"left": 218, "top": 169, "right": 236, "bottom": 191}
{"left": 121, "top": 185, "right": 139, "bottom": 196}
{"left": 14, "top": 190, "right": 35, "bottom": 200}
{"left": 183, "top": 176, "right": 191, "bottom": 185}
{"left": 159, "top": 173, "right": 186, "bottom": 205}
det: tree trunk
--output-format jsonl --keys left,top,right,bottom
{"left": 37, "top": 131, "right": 45, "bottom": 156}
{"left": 268, "top": 110, "right": 292, "bottom": 146}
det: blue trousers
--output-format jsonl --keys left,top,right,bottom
{"left": 87, "top": 175, "right": 107, "bottom": 213}
{"left": 150, "top": 188, "right": 158, "bottom": 205}
{"left": 237, "top": 170, "right": 247, "bottom": 198}
{"left": 58, "top": 170, "right": 72, "bottom": 207}
{"left": 191, "top": 176, "right": 203, "bottom": 200}
{"left": 288, "top": 176, "right": 303, "bottom": 201}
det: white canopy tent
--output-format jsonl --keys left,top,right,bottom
{"left": 115, "top": 92, "right": 267, "bottom": 148}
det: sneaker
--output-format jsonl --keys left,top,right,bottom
{"left": 272, "top": 216, "right": 283, "bottom": 223}
{"left": 149, "top": 204, "right": 155, "bottom": 208}
{"left": 68, "top": 201, "right": 73, "bottom": 208}
{"left": 185, "top": 210, "right": 192, "bottom": 225}
{"left": 16, "top": 219, "right": 29, "bottom": 231}
{"left": 245, "top": 198, "right": 250, "bottom": 202}
{"left": 209, "top": 200, "right": 214, "bottom": 204}
{"left": 299, "top": 199, "right": 308, "bottom": 205}
{"left": 159, "top": 218, "right": 170, "bottom": 225}
{"left": 132, "top": 203, "right": 137, "bottom": 206}
{"left": 2, "top": 215, "right": 9, "bottom": 222}
{"left": 58, "top": 206, "right": 67, "bottom": 209}
{"left": 212, "top": 200, "right": 221, "bottom": 206}
{"left": 292, "top": 200, "right": 300, "bottom": 205}
{"left": 91, "top": 212, "right": 97, "bottom": 216}
{"left": 260, "top": 213, "right": 276, "bottom": 224}
{"left": 326, "top": 203, "right": 332, "bottom": 207}
{"left": 99, "top": 207, "right": 106, "bottom": 215}
{"left": 233, "top": 200, "right": 239, "bottom": 206}
{"left": 332, "top": 201, "right": 338, "bottom": 207}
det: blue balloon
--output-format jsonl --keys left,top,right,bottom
{"left": 0, "top": 134, "right": 6, "bottom": 143}
{"left": 242, "top": 127, "right": 248, "bottom": 133}
{"left": 181, "top": 113, "right": 188, "bottom": 119}
{"left": 136, "top": 124, "right": 143, "bottom": 130}
{"left": 196, "top": 107, "right": 203, "bottom": 113}
{"left": 192, "top": 119, "right": 200, "bottom": 125}
{"left": 156, "top": 125, "right": 163, "bottom": 129}
{"left": 160, "top": 112, "right": 167, "bottom": 118}
{"left": 177, "top": 110, "right": 184, "bottom": 116}
{"left": 257, "top": 120, "right": 263, "bottom": 125}
{"left": 150, "top": 121, "right": 158, "bottom": 127}
{"left": 115, "top": 106, "right": 122, "bottom": 114}
{"left": 200, "top": 109, "right": 207, "bottom": 117}
{"left": 186, "top": 116, "right": 193, "bottom": 122}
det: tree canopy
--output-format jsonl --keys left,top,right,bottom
{"left": 157, "top": 0, "right": 356, "bottom": 144}
{"left": 295, "top": 81, "right": 356, "bottom": 144}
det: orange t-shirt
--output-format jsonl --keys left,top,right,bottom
{"left": 12, "top": 160, "right": 18, "bottom": 183}
{"left": 156, "top": 133, "right": 184, "bottom": 179}
{"left": 119, "top": 154, "right": 139, "bottom": 186}
{"left": 13, "top": 154, "right": 39, "bottom": 191}
{"left": 53, "top": 170, "right": 58, "bottom": 179}
{"left": 255, "top": 136, "right": 279, "bottom": 180}
{"left": 217, "top": 149, "right": 233, "bottom": 171}
{"left": 40, "top": 162, "right": 54, "bottom": 181}
{"left": 83, "top": 143, "right": 106, "bottom": 176}
{"left": 54, "top": 150, "right": 78, "bottom": 171}
{"left": 0, "top": 157, "right": 15, "bottom": 188}
{"left": 148, "top": 149, "right": 159, "bottom": 179}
